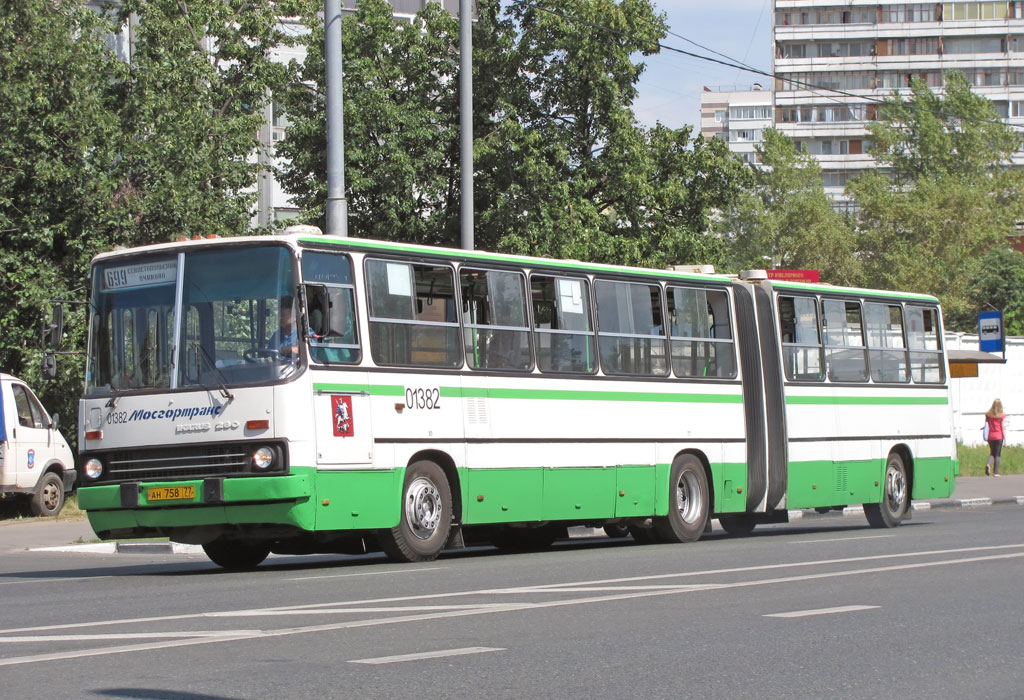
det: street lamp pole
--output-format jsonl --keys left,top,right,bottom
{"left": 459, "top": 0, "right": 473, "bottom": 250}
{"left": 325, "top": 0, "right": 348, "bottom": 237}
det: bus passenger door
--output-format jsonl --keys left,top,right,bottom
{"left": 313, "top": 383, "right": 374, "bottom": 466}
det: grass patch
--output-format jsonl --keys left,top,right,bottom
{"left": 957, "top": 443, "right": 1023, "bottom": 477}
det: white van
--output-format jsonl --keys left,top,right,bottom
{"left": 0, "top": 374, "right": 76, "bottom": 516}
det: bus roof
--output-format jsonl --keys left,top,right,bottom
{"left": 91, "top": 232, "right": 737, "bottom": 285}
{"left": 769, "top": 279, "right": 940, "bottom": 303}
{"left": 89, "top": 233, "right": 940, "bottom": 302}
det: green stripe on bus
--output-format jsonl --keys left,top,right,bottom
{"left": 314, "top": 383, "right": 742, "bottom": 404}
{"left": 298, "top": 236, "right": 732, "bottom": 284}
{"left": 785, "top": 395, "right": 948, "bottom": 405}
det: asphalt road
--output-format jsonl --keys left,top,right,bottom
{"left": 1, "top": 506, "right": 1022, "bottom": 700}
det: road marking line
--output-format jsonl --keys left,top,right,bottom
{"left": 1, "top": 550, "right": 1022, "bottom": 667}
{"left": 0, "top": 576, "right": 112, "bottom": 587}
{"left": 287, "top": 566, "right": 443, "bottom": 582}
{"left": 792, "top": 535, "right": 893, "bottom": 544}
{"left": 2, "top": 542, "right": 1022, "bottom": 636}
{"left": 350, "top": 647, "right": 504, "bottom": 665}
{"left": 765, "top": 605, "right": 880, "bottom": 618}
{"left": 0, "top": 631, "right": 261, "bottom": 642}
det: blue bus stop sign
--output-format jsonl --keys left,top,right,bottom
{"left": 978, "top": 311, "right": 1004, "bottom": 353}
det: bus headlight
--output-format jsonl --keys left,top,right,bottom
{"left": 252, "top": 446, "right": 275, "bottom": 471}
{"left": 83, "top": 458, "right": 103, "bottom": 480}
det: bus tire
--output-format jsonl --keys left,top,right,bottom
{"left": 202, "top": 538, "right": 270, "bottom": 570}
{"left": 653, "top": 455, "right": 709, "bottom": 544}
{"left": 865, "top": 453, "right": 909, "bottom": 529}
{"left": 380, "top": 460, "right": 452, "bottom": 563}
{"left": 30, "top": 472, "right": 65, "bottom": 517}
{"left": 718, "top": 513, "right": 757, "bottom": 536}
{"left": 603, "top": 522, "right": 630, "bottom": 539}
{"left": 627, "top": 520, "right": 658, "bottom": 544}
{"left": 490, "top": 524, "right": 561, "bottom": 551}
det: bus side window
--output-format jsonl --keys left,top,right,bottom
{"left": 864, "top": 302, "right": 908, "bottom": 383}
{"left": 906, "top": 305, "right": 944, "bottom": 383}
{"left": 366, "top": 259, "right": 460, "bottom": 368}
{"left": 777, "top": 295, "right": 824, "bottom": 381}
{"left": 531, "top": 275, "right": 595, "bottom": 373}
{"left": 595, "top": 279, "right": 667, "bottom": 376}
{"left": 822, "top": 299, "right": 868, "bottom": 382}
{"left": 460, "top": 268, "right": 531, "bottom": 371}
{"left": 667, "top": 286, "right": 735, "bottom": 378}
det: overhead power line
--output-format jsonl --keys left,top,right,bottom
{"left": 507, "top": 0, "right": 1024, "bottom": 134}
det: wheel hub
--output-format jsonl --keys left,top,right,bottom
{"left": 405, "top": 477, "right": 442, "bottom": 540}
{"left": 675, "top": 470, "right": 703, "bottom": 524}
{"left": 886, "top": 466, "right": 907, "bottom": 511}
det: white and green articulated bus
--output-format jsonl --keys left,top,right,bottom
{"left": 72, "top": 228, "right": 956, "bottom": 569}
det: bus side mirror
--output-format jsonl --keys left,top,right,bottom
{"left": 41, "top": 354, "right": 57, "bottom": 380}
{"left": 50, "top": 413, "right": 59, "bottom": 430}
{"left": 43, "top": 304, "right": 64, "bottom": 351}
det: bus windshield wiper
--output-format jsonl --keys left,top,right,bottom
{"left": 190, "top": 344, "right": 235, "bottom": 401}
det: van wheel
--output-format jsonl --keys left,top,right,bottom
{"left": 653, "top": 455, "right": 710, "bottom": 543}
{"left": 865, "top": 453, "right": 909, "bottom": 528}
{"left": 380, "top": 461, "right": 452, "bottom": 563}
{"left": 202, "top": 538, "right": 271, "bottom": 570}
{"left": 30, "top": 472, "right": 65, "bottom": 517}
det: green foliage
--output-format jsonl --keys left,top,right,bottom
{"left": 0, "top": 0, "right": 302, "bottom": 446}
{"left": 848, "top": 72, "right": 1024, "bottom": 329}
{"left": 957, "top": 442, "right": 1023, "bottom": 476}
{"left": 716, "top": 129, "right": 860, "bottom": 283}
{"left": 278, "top": 0, "right": 749, "bottom": 268}
{"left": 277, "top": 0, "right": 461, "bottom": 243}
{"left": 976, "top": 247, "right": 1024, "bottom": 336}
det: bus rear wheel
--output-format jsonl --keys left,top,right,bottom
{"left": 653, "top": 455, "right": 709, "bottom": 543}
{"left": 865, "top": 453, "right": 909, "bottom": 528}
{"left": 380, "top": 460, "right": 452, "bottom": 563}
{"left": 718, "top": 513, "right": 757, "bottom": 536}
{"left": 202, "top": 538, "right": 271, "bottom": 570}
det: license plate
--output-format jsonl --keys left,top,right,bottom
{"left": 146, "top": 485, "right": 195, "bottom": 502}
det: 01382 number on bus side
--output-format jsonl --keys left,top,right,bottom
{"left": 405, "top": 387, "right": 441, "bottom": 410}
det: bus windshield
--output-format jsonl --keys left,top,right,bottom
{"left": 87, "top": 245, "right": 298, "bottom": 395}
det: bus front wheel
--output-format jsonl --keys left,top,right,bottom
{"left": 202, "top": 538, "right": 271, "bottom": 570}
{"left": 865, "top": 453, "right": 909, "bottom": 528}
{"left": 380, "top": 460, "right": 452, "bottom": 563}
{"left": 653, "top": 455, "right": 710, "bottom": 543}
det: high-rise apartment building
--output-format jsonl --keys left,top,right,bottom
{"left": 699, "top": 85, "right": 774, "bottom": 165}
{"left": 773, "top": 1, "right": 1024, "bottom": 203}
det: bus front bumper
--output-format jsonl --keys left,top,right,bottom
{"left": 77, "top": 473, "right": 315, "bottom": 535}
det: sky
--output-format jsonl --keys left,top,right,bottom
{"left": 630, "top": 0, "right": 774, "bottom": 129}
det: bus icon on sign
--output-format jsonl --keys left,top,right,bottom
{"left": 978, "top": 311, "right": 1003, "bottom": 352}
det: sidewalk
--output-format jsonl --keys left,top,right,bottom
{"left": 2, "top": 475, "right": 1022, "bottom": 554}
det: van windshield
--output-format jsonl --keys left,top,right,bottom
{"left": 86, "top": 245, "right": 298, "bottom": 395}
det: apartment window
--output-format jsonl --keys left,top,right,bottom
{"left": 942, "top": 3, "right": 1008, "bottom": 20}
{"left": 1011, "top": 100, "right": 1024, "bottom": 117}
{"left": 714, "top": 109, "right": 726, "bottom": 123}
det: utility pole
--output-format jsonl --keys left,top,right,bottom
{"left": 325, "top": 0, "right": 348, "bottom": 237}
{"left": 459, "top": 0, "right": 473, "bottom": 250}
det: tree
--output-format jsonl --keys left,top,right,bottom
{"left": 0, "top": 0, "right": 304, "bottom": 439}
{"left": 278, "top": 0, "right": 749, "bottom": 267}
{"left": 715, "top": 128, "right": 860, "bottom": 283}
{"left": 976, "top": 246, "right": 1024, "bottom": 336}
{"left": 0, "top": 0, "right": 124, "bottom": 421}
{"left": 474, "top": 0, "right": 748, "bottom": 268}
{"left": 277, "top": 0, "right": 463, "bottom": 243}
{"left": 848, "top": 71, "right": 1024, "bottom": 329}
